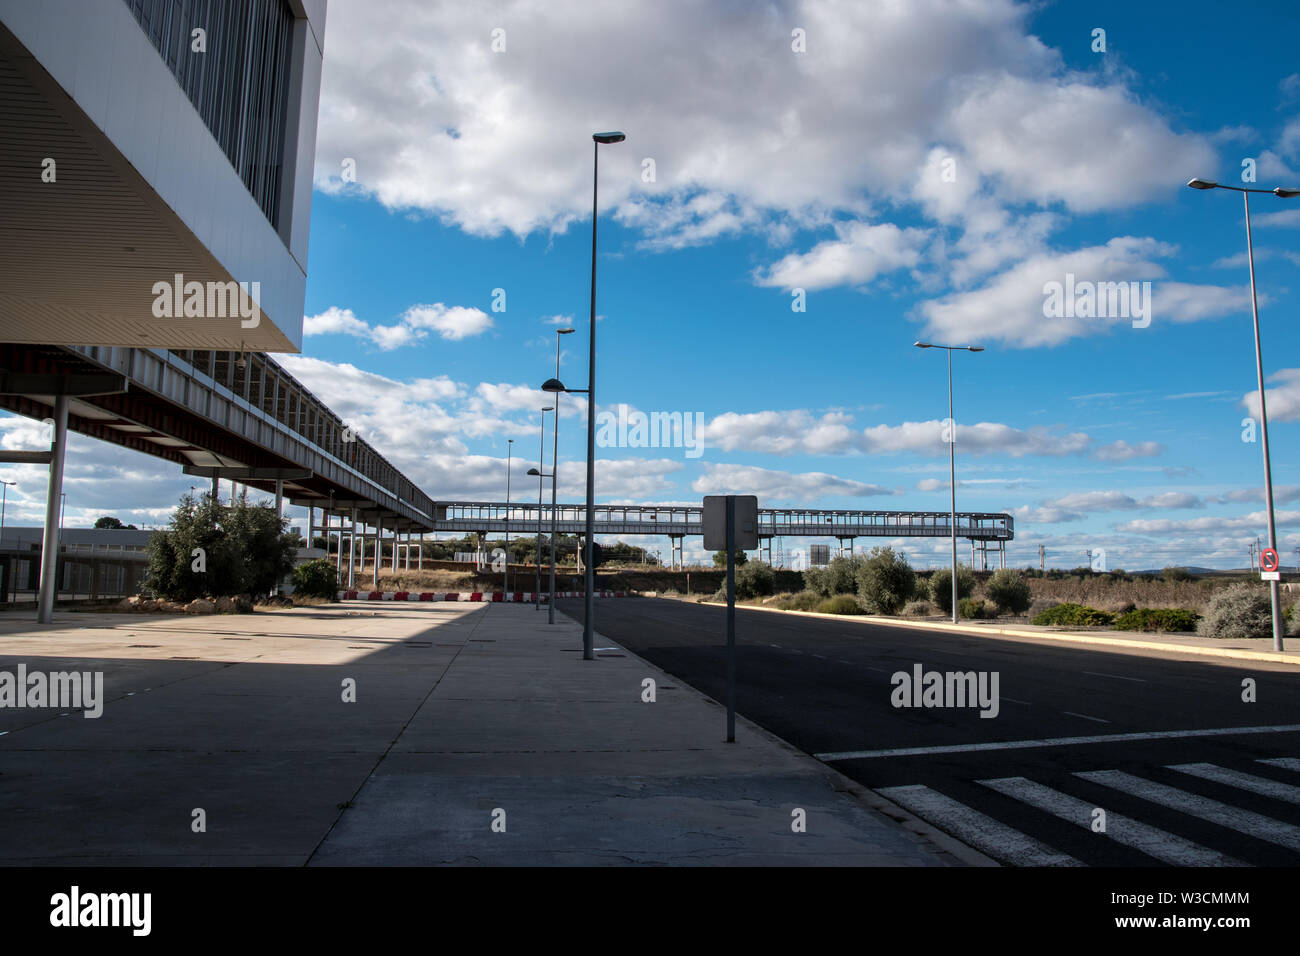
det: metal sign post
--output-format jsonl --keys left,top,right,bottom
{"left": 703, "top": 494, "right": 758, "bottom": 743}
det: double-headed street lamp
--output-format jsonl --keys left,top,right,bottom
{"left": 915, "top": 341, "right": 984, "bottom": 624}
{"left": 579, "top": 131, "right": 625, "bottom": 660}
{"left": 533, "top": 406, "right": 553, "bottom": 609}
{"left": 1187, "top": 177, "right": 1299, "bottom": 651}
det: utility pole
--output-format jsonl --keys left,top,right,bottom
{"left": 1039, "top": 543, "right": 1045, "bottom": 572}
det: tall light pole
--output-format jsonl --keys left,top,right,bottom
{"left": 1188, "top": 178, "right": 1299, "bottom": 651}
{"left": 915, "top": 341, "right": 984, "bottom": 623}
{"left": 0, "top": 480, "right": 14, "bottom": 551}
{"left": 581, "top": 130, "right": 625, "bottom": 661}
{"left": 504, "top": 438, "right": 513, "bottom": 594}
{"left": 548, "top": 328, "right": 575, "bottom": 624}
{"left": 527, "top": 466, "right": 554, "bottom": 610}
{"left": 534, "top": 407, "right": 553, "bottom": 609}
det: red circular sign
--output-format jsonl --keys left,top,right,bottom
{"left": 1261, "top": 547, "right": 1280, "bottom": 572}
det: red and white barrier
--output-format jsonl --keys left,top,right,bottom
{"left": 336, "top": 590, "right": 628, "bottom": 602}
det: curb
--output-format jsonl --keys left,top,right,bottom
{"left": 705, "top": 599, "right": 1300, "bottom": 666}
{"left": 336, "top": 590, "right": 629, "bottom": 602}
{"left": 548, "top": 605, "right": 998, "bottom": 867}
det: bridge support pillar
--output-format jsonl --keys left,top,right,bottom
{"left": 668, "top": 534, "right": 683, "bottom": 570}
{"left": 348, "top": 509, "right": 358, "bottom": 589}
{"left": 37, "top": 393, "right": 68, "bottom": 624}
{"left": 373, "top": 517, "right": 382, "bottom": 590}
{"left": 418, "top": 532, "right": 423, "bottom": 570}
{"left": 391, "top": 529, "right": 398, "bottom": 572}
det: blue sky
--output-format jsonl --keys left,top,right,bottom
{"left": 4, "top": 0, "right": 1300, "bottom": 570}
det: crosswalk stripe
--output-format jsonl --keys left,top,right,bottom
{"left": 1170, "top": 763, "right": 1300, "bottom": 804}
{"left": 876, "top": 784, "right": 1083, "bottom": 866}
{"left": 1077, "top": 769, "right": 1300, "bottom": 853}
{"left": 1258, "top": 757, "right": 1300, "bottom": 773}
{"left": 979, "top": 776, "right": 1246, "bottom": 867}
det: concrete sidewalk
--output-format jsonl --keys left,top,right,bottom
{"left": 0, "top": 602, "right": 977, "bottom": 866}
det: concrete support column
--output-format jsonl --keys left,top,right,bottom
{"left": 37, "top": 394, "right": 69, "bottom": 624}
{"left": 373, "top": 517, "right": 382, "bottom": 589}
{"left": 418, "top": 532, "right": 423, "bottom": 571}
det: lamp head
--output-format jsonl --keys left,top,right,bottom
{"left": 968, "top": 346, "right": 985, "bottom": 352}
{"left": 1186, "top": 178, "right": 1218, "bottom": 190}
{"left": 914, "top": 341, "right": 933, "bottom": 349}
{"left": 593, "top": 131, "right": 626, "bottom": 144}
{"left": 557, "top": 327, "right": 576, "bottom": 335}
{"left": 1274, "top": 187, "right": 1300, "bottom": 198}
{"left": 541, "top": 378, "right": 567, "bottom": 393}
{"left": 527, "top": 468, "right": 541, "bottom": 476}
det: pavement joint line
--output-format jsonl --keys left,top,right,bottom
{"left": 1082, "top": 671, "right": 1147, "bottom": 682}
{"left": 701, "top": 599, "right": 1300, "bottom": 666}
{"left": 1062, "top": 711, "right": 1110, "bottom": 724}
{"left": 302, "top": 604, "right": 487, "bottom": 867}
{"left": 814, "top": 723, "right": 1300, "bottom": 761}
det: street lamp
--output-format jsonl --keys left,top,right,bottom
{"left": 533, "top": 407, "right": 553, "bottom": 609}
{"left": 581, "top": 130, "right": 625, "bottom": 661}
{"left": 915, "top": 341, "right": 984, "bottom": 624}
{"left": 504, "top": 438, "right": 513, "bottom": 595}
{"left": 527, "top": 466, "right": 554, "bottom": 613}
{"left": 1187, "top": 177, "right": 1298, "bottom": 651}
{"left": 0, "top": 480, "right": 15, "bottom": 551}
{"left": 541, "top": 376, "right": 586, "bottom": 626}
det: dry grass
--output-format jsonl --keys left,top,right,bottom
{"left": 1012, "top": 577, "right": 1228, "bottom": 614}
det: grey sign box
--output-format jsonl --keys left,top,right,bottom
{"left": 702, "top": 495, "right": 758, "bottom": 550}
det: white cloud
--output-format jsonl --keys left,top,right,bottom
{"left": 753, "top": 221, "right": 928, "bottom": 291}
{"left": 1091, "top": 440, "right": 1164, "bottom": 462}
{"left": 1116, "top": 510, "right": 1300, "bottom": 535}
{"left": 691, "top": 463, "right": 895, "bottom": 503}
{"left": 1243, "top": 368, "right": 1300, "bottom": 422}
{"left": 304, "top": 302, "right": 492, "bottom": 349}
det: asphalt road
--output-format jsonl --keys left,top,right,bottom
{"left": 559, "top": 596, "right": 1300, "bottom": 866}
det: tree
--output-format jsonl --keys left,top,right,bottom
{"left": 856, "top": 547, "right": 915, "bottom": 614}
{"left": 986, "top": 568, "right": 1032, "bottom": 615}
{"left": 930, "top": 565, "right": 976, "bottom": 614}
{"left": 145, "top": 492, "right": 296, "bottom": 600}
{"left": 735, "top": 560, "right": 775, "bottom": 598}
{"left": 805, "top": 554, "right": 865, "bottom": 597}
{"left": 292, "top": 558, "right": 338, "bottom": 599}
{"left": 94, "top": 515, "right": 125, "bottom": 529}
{"left": 713, "top": 549, "right": 749, "bottom": 567}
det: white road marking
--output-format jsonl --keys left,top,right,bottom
{"left": 1063, "top": 711, "right": 1111, "bottom": 724}
{"left": 1169, "top": 763, "right": 1300, "bottom": 804}
{"left": 1083, "top": 671, "right": 1147, "bottom": 683}
{"left": 1077, "top": 769, "right": 1300, "bottom": 852}
{"left": 814, "top": 723, "right": 1300, "bottom": 761}
{"left": 1259, "top": 757, "right": 1300, "bottom": 773}
{"left": 979, "top": 776, "right": 1245, "bottom": 867}
{"left": 813, "top": 654, "right": 827, "bottom": 660}
{"left": 876, "top": 784, "right": 1083, "bottom": 867}
{"left": 1002, "top": 697, "right": 1031, "bottom": 706}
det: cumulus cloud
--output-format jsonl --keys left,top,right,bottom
{"left": 1243, "top": 368, "right": 1300, "bottom": 422}
{"left": 691, "top": 463, "right": 895, "bottom": 502}
{"left": 304, "top": 303, "right": 493, "bottom": 350}
{"left": 753, "top": 221, "right": 928, "bottom": 291}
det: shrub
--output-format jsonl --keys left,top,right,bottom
{"left": 776, "top": 590, "right": 822, "bottom": 611}
{"left": 146, "top": 492, "right": 296, "bottom": 600}
{"left": 713, "top": 549, "right": 748, "bottom": 567}
{"left": 855, "top": 546, "right": 915, "bottom": 614}
{"left": 930, "top": 565, "right": 976, "bottom": 614}
{"left": 1114, "top": 607, "right": 1200, "bottom": 633}
{"left": 1161, "top": 566, "right": 1194, "bottom": 583}
{"left": 958, "top": 597, "right": 992, "bottom": 619}
{"left": 1198, "top": 584, "right": 1274, "bottom": 640}
{"left": 902, "top": 600, "right": 932, "bottom": 617}
{"left": 818, "top": 594, "right": 863, "bottom": 615}
{"left": 292, "top": 558, "right": 339, "bottom": 599}
{"left": 1032, "top": 603, "right": 1115, "bottom": 627}
{"left": 804, "top": 555, "right": 866, "bottom": 597}
{"left": 735, "top": 561, "right": 775, "bottom": 599}
{"left": 985, "top": 568, "right": 1032, "bottom": 615}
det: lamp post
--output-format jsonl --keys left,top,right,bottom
{"left": 548, "top": 328, "right": 575, "bottom": 624}
{"left": 527, "top": 466, "right": 554, "bottom": 612}
{"left": 0, "top": 480, "right": 14, "bottom": 551}
{"left": 915, "top": 341, "right": 984, "bottom": 624}
{"left": 505, "top": 438, "right": 513, "bottom": 595}
{"left": 534, "top": 407, "right": 553, "bottom": 609}
{"left": 1187, "top": 178, "right": 1299, "bottom": 651}
{"left": 580, "top": 130, "right": 625, "bottom": 661}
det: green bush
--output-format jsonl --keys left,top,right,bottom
{"left": 292, "top": 558, "right": 339, "bottom": 599}
{"left": 146, "top": 492, "right": 296, "bottom": 600}
{"left": 902, "top": 599, "right": 932, "bottom": 617}
{"left": 713, "top": 549, "right": 748, "bottom": 567}
{"left": 929, "top": 565, "right": 976, "bottom": 614}
{"left": 804, "top": 555, "right": 866, "bottom": 597}
{"left": 985, "top": 568, "right": 1032, "bottom": 615}
{"left": 817, "top": 594, "right": 863, "bottom": 615}
{"left": 776, "top": 590, "right": 822, "bottom": 611}
{"left": 1032, "top": 603, "right": 1115, "bottom": 627}
{"left": 855, "top": 546, "right": 915, "bottom": 614}
{"left": 958, "top": 597, "right": 992, "bottom": 619}
{"left": 1197, "top": 584, "right": 1273, "bottom": 640}
{"left": 735, "top": 560, "right": 775, "bottom": 599}
{"left": 1114, "top": 607, "right": 1200, "bottom": 633}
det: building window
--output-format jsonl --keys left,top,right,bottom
{"left": 122, "top": 0, "right": 296, "bottom": 228}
